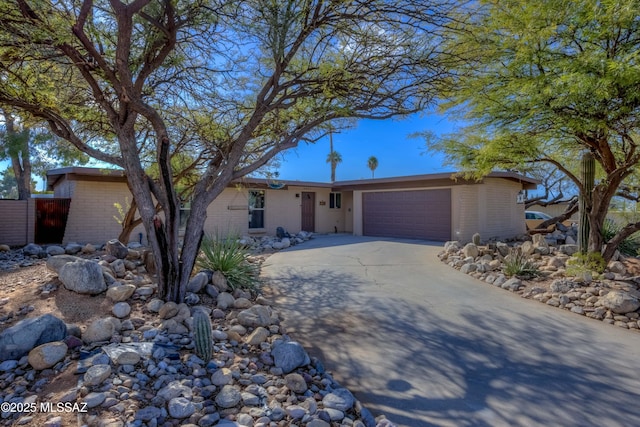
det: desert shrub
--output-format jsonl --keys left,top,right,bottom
{"left": 602, "top": 219, "right": 640, "bottom": 257}
{"left": 502, "top": 247, "right": 538, "bottom": 278}
{"left": 566, "top": 252, "right": 606, "bottom": 276}
{"left": 197, "top": 233, "right": 260, "bottom": 291}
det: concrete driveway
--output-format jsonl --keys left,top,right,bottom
{"left": 261, "top": 235, "right": 640, "bottom": 427}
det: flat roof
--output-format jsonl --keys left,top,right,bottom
{"left": 47, "top": 167, "right": 539, "bottom": 191}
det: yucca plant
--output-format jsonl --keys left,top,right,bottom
{"left": 602, "top": 219, "right": 640, "bottom": 257}
{"left": 197, "top": 233, "right": 260, "bottom": 291}
{"left": 502, "top": 247, "right": 538, "bottom": 278}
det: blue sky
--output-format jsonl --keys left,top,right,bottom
{"left": 276, "top": 112, "right": 456, "bottom": 182}
{"left": 2, "top": 111, "right": 458, "bottom": 188}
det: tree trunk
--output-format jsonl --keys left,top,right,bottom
{"left": 117, "top": 198, "right": 142, "bottom": 244}
{"left": 578, "top": 152, "right": 595, "bottom": 254}
{"left": 3, "top": 112, "right": 32, "bottom": 200}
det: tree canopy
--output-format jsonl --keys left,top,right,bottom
{"left": 0, "top": 0, "right": 458, "bottom": 301}
{"left": 427, "top": 0, "right": 640, "bottom": 259}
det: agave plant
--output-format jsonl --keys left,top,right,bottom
{"left": 197, "top": 233, "right": 260, "bottom": 291}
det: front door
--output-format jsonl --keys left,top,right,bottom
{"left": 301, "top": 192, "right": 315, "bottom": 232}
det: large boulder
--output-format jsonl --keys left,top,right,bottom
{"left": 601, "top": 291, "right": 640, "bottom": 314}
{"left": 0, "top": 314, "right": 67, "bottom": 361}
{"left": 46, "top": 255, "right": 82, "bottom": 275}
{"left": 59, "top": 259, "right": 107, "bottom": 295}
{"left": 105, "top": 239, "right": 129, "bottom": 260}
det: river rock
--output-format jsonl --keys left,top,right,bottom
{"left": 272, "top": 341, "right": 310, "bottom": 374}
{"left": 168, "top": 397, "right": 195, "bottom": 418}
{"left": 187, "top": 272, "right": 209, "bottom": 293}
{"left": 83, "top": 317, "right": 117, "bottom": 344}
{"left": 23, "top": 243, "right": 44, "bottom": 257}
{"left": 28, "top": 341, "right": 68, "bottom": 370}
{"left": 237, "top": 305, "right": 272, "bottom": 327}
{"left": 59, "top": 258, "right": 107, "bottom": 295}
{"left": 322, "top": 388, "right": 355, "bottom": 411}
{"left": 112, "top": 302, "right": 131, "bottom": 318}
{"left": 105, "top": 239, "right": 129, "bottom": 259}
{"left": 0, "top": 314, "right": 67, "bottom": 361}
{"left": 84, "top": 364, "right": 112, "bottom": 386}
{"left": 46, "top": 245, "right": 65, "bottom": 256}
{"left": 211, "top": 271, "right": 229, "bottom": 292}
{"left": 462, "top": 243, "right": 479, "bottom": 258}
{"left": 106, "top": 284, "right": 136, "bottom": 302}
{"left": 215, "top": 385, "right": 242, "bottom": 408}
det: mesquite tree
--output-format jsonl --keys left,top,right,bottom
{"left": 427, "top": 0, "right": 640, "bottom": 262}
{"left": 0, "top": 0, "right": 457, "bottom": 302}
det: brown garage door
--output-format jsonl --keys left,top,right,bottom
{"left": 363, "top": 189, "right": 451, "bottom": 241}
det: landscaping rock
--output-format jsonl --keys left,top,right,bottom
{"left": 323, "top": 388, "right": 355, "bottom": 411}
{"left": 84, "top": 364, "right": 112, "bottom": 386}
{"left": 272, "top": 340, "right": 310, "bottom": 373}
{"left": 83, "top": 317, "right": 117, "bottom": 344}
{"left": 215, "top": 385, "right": 242, "bottom": 408}
{"left": 601, "top": 291, "right": 640, "bottom": 314}
{"left": 112, "top": 302, "right": 131, "bottom": 318}
{"left": 27, "top": 341, "right": 68, "bottom": 370}
{"left": 237, "top": 305, "right": 273, "bottom": 327}
{"left": 46, "top": 245, "right": 66, "bottom": 256}
{"left": 211, "top": 271, "right": 229, "bottom": 292}
{"left": 187, "top": 272, "right": 209, "bottom": 293}
{"left": 59, "top": 258, "right": 107, "bottom": 295}
{"left": 23, "top": 243, "right": 44, "bottom": 257}
{"left": 105, "top": 239, "right": 129, "bottom": 259}
{"left": 462, "top": 243, "right": 479, "bottom": 258}
{"left": 46, "top": 255, "right": 82, "bottom": 274}
{"left": 106, "top": 284, "right": 136, "bottom": 302}
{"left": 559, "top": 244, "right": 579, "bottom": 256}
{"left": 0, "top": 313, "right": 67, "bottom": 361}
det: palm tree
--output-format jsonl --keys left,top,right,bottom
{"left": 326, "top": 151, "right": 342, "bottom": 182}
{"left": 367, "top": 156, "right": 378, "bottom": 178}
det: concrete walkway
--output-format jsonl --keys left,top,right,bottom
{"left": 261, "top": 235, "right": 640, "bottom": 427}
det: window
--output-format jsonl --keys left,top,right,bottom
{"left": 329, "top": 192, "right": 341, "bottom": 209}
{"left": 248, "top": 190, "right": 265, "bottom": 229}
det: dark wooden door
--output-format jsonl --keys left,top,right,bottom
{"left": 35, "top": 198, "right": 71, "bottom": 244}
{"left": 301, "top": 192, "right": 315, "bottom": 232}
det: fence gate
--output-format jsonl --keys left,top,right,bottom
{"left": 35, "top": 198, "right": 71, "bottom": 244}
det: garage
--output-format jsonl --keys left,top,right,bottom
{"left": 362, "top": 189, "right": 451, "bottom": 241}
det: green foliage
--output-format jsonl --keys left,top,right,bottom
{"left": 197, "top": 233, "right": 260, "bottom": 291}
{"left": 113, "top": 197, "right": 132, "bottom": 225}
{"left": 472, "top": 233, "right": 481, "bottom": 246}
{"left": 502, "top": 247, "right": 538, "bottom": 278}
{"left": 566, "top": 252, "right": 606, "bottom": 277}
{"left": 602, "top": 219, "right": 640, "bottom": 257}
{"left": 192, "top": 309, "right": 213, "bottom": 362}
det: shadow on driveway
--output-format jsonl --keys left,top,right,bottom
{"left": 264, "top": 260, "right": 640, "bottom": 427}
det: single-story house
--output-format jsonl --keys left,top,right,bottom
{"left": 45, "top": 167, "right": 538, "bottom": 245}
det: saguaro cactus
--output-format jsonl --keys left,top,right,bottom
{"left": 192, "top": 309, "right": 213, "bottom": 361}
{"left": 578, "top": 152, "right": 595, "bottom": 254}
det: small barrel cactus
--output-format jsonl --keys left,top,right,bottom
{"left": 472, "top": 233, "right": 481, "bottom": 246}
{"left": 192, "top": 309, "right": 213, "bottom": 361}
